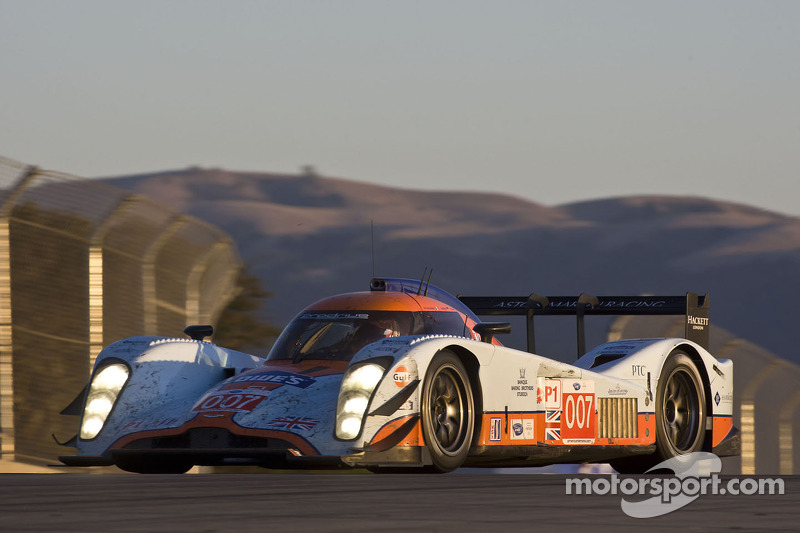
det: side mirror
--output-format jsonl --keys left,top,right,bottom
{"left": 184, "top": 324, "right": 214, "bottom": 341}
{"left": 473, "top": 322, "right": 511, "bottom": 344}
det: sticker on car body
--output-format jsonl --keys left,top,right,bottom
{"left": 560, "top": 379, "right": 596, "bottom": 444}
{"left": 193, "top": 390, "right": 268, "bottom": 412}
{"left": 230, "top": 370, "right": 317, "bottom": 389}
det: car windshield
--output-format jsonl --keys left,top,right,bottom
{"left": 267, "top": 311, "right": 422, "bottom": 362}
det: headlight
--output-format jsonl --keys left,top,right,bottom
{"left": 335, "top": 360, "right": 388, "bottom": 440}
{"left": 80, "top": 363, "right": 129, "bottom": 440}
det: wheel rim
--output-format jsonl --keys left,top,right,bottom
{"left": 427, "top": 365, "right": 469, "bottom": 455}
{"left": 662, "top": 368, "right": 701, "bottom": 452}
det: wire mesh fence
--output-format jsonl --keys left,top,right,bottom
{"left": 0, "top": 157, "right": 240, "bottom": 464}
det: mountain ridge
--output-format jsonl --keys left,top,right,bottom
{"left": 102, "top": 167, "right": 799, "bottom": 361}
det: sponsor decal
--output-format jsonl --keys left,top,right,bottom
{"left": 400, "top": 400, "right": 414, "bottom": 411}
{"left": 511, "top": 368, "right": 534, "bottom": 397}
{"left": 232, "top": 370, "right": 317, "bottom": 389}
{"left": 371, "top": 340, "right": 410, "bottom": 354}
{"left": 494, "top": 301, "right": 528, "bottom": 309}
{"left": 489, "top": 417, "right": 502, "bottom": 441}
{"left": 687, "top": 315, "right": 709, "bottom": 329}
{"left": 632, "top": 365, "right": 647, "bottom": 377}
{"left": 561, "top": 379, "right": 596, "bottom": 444}
{"left": 599, "top": 300, "right": 667, "bottom": 309}
{"left": 267, "top": 416, "right": 320, "bottom": 431}
{"left": 493, "top": 299, "right": 668, "bottom": 310}
{"left": 510, "top": 418, "right": 534, "bottom": 440}
{"left": 393, "top": 366, "right": 412, "bottom": 388}
{"left": 300, "top": 313, "right": 369, "bottom": 320}
{"left": 537, "top": 387, "right": 543, "bottom": 403}
{"left": 194, "top": 391, "right": 267, "bottom": 412}
{"left": 119, "top": 417, "right": 180, "bottom": 432}
{"left": 607, "top": 384, "right": 629, "bottom": 396}
{"left": 545, "top": 378, "right": 562, "bottom": 409}
{"left": 545, "top": 410, "right": 561, "bottom": 441}
{"left": 380, "top": 337, "right": 411, "bottom": 346}
{"left": 598, "top": 344, "right": 639, "bottom": 353}
{"left": 714, "top": 392, "right": 733, "bottom": 406}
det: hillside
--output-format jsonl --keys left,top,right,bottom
{"left": 104, "top": 168, "right": 800, "bottom": 361}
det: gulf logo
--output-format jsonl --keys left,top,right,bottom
{"left": 393, "top": 366, "right": 412, "bottom": 388}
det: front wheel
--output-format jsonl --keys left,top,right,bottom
{"left": 420, "top": 351, "right": 475, "bottom": 473}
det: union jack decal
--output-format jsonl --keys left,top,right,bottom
{"left": 267, "top": 416, "right": 320, "bottom": 431}
{"left": 545, "top": 410, "right": 561, "bottom": 441}
{"left": 545, "top": 427, "right": 561, "bottom": 441}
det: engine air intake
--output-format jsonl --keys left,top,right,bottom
{"left": 597, "top": 397, "right": 638, "bottom": 439}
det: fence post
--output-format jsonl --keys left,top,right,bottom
{"left": 185, "top": 240, "right": 237, "bottom": 326}
{"left": 778, "top": 387, "right": 800, "bottom": 475}
{"left": 88, "top": 194, "right": 137, "bottom": 370}
{"left": 0, "top": 166, "right": 38, "bottom": 460}
{"left": 740, "top": 359, "right": 785, "bottom": 475}
{"left": 141, "top": 216, "right": 185, "bottom": 336}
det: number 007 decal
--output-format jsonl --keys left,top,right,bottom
{"left": 194, "top": 392, "right": 266, "bottom": 412}
{"left": 561, "top": 380, "right": 596, "bottom": 444}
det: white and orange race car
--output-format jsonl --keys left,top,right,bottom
{"left": 59, "top": 278, "right": 739, "bottom": 473}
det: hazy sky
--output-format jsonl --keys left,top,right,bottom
{"left": 2, "top": 1, "right": 799, "bottom": 216}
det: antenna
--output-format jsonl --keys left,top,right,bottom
{"left": 371, "top": 220, "right": 375, "bottom": 278}
{"left": 424, "top": 268, "right": 434, "bottom": 296}
{"left": 417, "top": 267, "right": 428, "bottom": 295}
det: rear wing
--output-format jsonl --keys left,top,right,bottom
{"left": 458, "top": 293, "right": 710, "bottom": 358}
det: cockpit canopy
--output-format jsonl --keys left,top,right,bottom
{"left": 267, "top": 292, "right": 473, "bottom": 363}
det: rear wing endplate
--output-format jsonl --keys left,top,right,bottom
{"left": 458, "top": 293, "right": 709, "bottom": 358}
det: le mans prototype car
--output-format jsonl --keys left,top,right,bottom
{"left": 59, "top": 278, "right": 739, "bottom": 474}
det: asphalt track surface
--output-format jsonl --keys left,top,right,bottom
{"left": 0, "top": 474, "right": 797, "bottom": 532}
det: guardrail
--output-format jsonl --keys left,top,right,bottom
{"left": 0, "top": 157, "right": 240, "bottom": 465}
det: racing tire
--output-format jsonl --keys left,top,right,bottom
{"left": 654, "top": 352, "right": 706, "bottom": 460}
{"left": 420, "top": 351, "right": 475, "bottom": 473}
{"left": 114, "top": 455, "right": 193, "bottom": 474}
{"left": 610, "top": 352, "right": 706, "bottom": 474}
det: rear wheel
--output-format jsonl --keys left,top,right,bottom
{"left": 654, "top": 352, "right": 706, "bottom": 460}
{"left": 611, "top": 352, "right": 706, "bottom": 474}
{"left": 420, "top": 351, "right": 474, "bottom": 473}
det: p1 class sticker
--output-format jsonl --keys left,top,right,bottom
{"left": 544, "top": 378, "right": 562, "bottom": 409}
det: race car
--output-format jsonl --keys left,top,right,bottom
{"left": 59, "top": 277, "right": 739, "bottom": 473}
